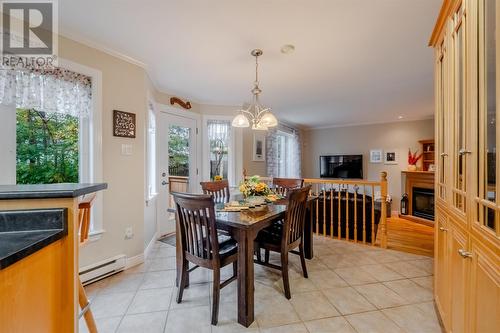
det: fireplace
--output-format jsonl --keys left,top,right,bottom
{"left": 412, "top": 187, "right": 435, "bottom": 221}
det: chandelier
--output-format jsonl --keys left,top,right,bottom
{"left": 232, "top": 49, "right": 278, "bottom": 130}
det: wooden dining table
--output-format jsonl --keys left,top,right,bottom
{"left": 175, "top": 196, "right": 316, "bottom": 327}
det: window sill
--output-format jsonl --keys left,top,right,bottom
{"left": 87, "top": 229, "right": 105, "bottom": 243}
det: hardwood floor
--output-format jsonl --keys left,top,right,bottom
{"left": 379, "top": 216, "right": 434, "bottom": 257}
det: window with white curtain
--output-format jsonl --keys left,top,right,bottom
{"left": 147, "top": 102, "right": 157, "bottom": 199}
{"left": 207, "top": 119, "right": 231, "bottom": 180}
{"left": 267, "top": 126, "right": 301, "bottom": 178}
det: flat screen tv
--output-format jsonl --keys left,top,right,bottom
{"left": 320, "top": 155, "right": 363, "bottom": 179}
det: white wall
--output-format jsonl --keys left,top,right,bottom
{"left": 0, "top": 105, "right": 16, "bottom": 185}
{"left": 302, "top": 119, "right": 434, "bottom": 211}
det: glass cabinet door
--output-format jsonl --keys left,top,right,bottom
{"left": 437, "top": 44, "right": 448, "bottom": 202}
{"left": 476, "top": 0, "right": 498, "bottom": 235}
{"left": 453, "top": 7, "right": 468, "bottom": 215}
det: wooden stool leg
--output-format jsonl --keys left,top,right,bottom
{"left": 78, "top": 278, "right": 98, "bottom": 333}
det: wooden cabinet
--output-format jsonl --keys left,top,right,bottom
{"left": 430, "top": 0, "right": 500, "bottom": 332}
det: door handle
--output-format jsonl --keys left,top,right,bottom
{"left": 439, "top": 226, "right": 448, "bottom": 232}
{"left": 161, "top": 180, "right": 168, "bottom": 186}
{"left": 458, "top": 149, "right": 472, "bottom": 156}
{"left": 458, "top": 248, "right": 472, "bottom": 258}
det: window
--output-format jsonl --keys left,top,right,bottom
{"left": 207, "top": 120, "right": 231, "bottom": 180}
{"left": 268, "top": 127, "right": 301, "bottom": 178}
{"left": 203, "top": 116, "right": 241, "bottom": 186}
{"left": 147, "top": 102, "right": 157, "bottom": 199}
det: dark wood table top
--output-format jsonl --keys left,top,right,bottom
{"left": 215, "top": 204, "right": 287, "bottom": 229}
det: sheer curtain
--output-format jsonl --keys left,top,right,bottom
{"left": 207, "top": 119, "right": 231, "bottom": 180}
{"left": 266, "top": 124, "right": 302, "bottom": 178}
{"left": 0, "top": 63, "right": 92, "bottom": 117}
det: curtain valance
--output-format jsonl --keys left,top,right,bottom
{"left": 0, "top": 64, "right": 92, "bottom": 117}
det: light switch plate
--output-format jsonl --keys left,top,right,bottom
{"left": 121, "top": 144, "right": 133, "bottom": 155}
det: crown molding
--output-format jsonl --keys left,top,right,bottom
{"left": 303, "top": 115, "right": 435, "bottom": 131}
{"left": 59, "top": 26, "right": 148, "bottom": 69}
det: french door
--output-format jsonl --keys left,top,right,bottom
{"left": 157, "top": 111, "right": 198, "bottom": 236}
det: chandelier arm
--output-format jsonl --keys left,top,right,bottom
{"left": 239, "top": 109, "right": 255, "bottom": 117}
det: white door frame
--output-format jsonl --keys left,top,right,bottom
{"left": 156, "top": 104, "right": 201, "bottom": 236}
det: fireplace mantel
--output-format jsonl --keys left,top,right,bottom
{"left": 401, "top": 171, "right": 435, "bottom": 226}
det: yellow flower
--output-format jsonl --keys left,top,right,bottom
{"left": 214, "top": 175, "right": 222, "bottom": 181}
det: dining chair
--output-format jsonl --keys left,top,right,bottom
{"left": 254, "top": 185, "right": 311, "bottom": 299}
{"left": 272, "top": 178, "right": 304, "bottom": 197}
{"left": 77, "top": 193, "right": 98, "bottom": 333}
{"left": 200, "top": 179, "right": 231, "bottom": 203}
{"left": 173, "top": 192, "right": 238, "bottom": 325}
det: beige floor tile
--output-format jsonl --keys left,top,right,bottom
{"left": 83, "top": 278, "right": 108, "bottom": 298}
{"left": 321, "top": 254, "right": 360, "bottom": 269}
{"left": 91, "top": 291, "right": 135, "bottom": 319}
{"left": 408, "top": 258, "right": 434, "bottom": 274}
{"left": 411, "top": 276, "right": 434, "bottom": 291}
{"left": 384, "top": 261, "right": 430, "bottom": 278}
{"left": 99, "top": 272, "right": 144, "bottom": 295}
{"left": 260, "top": 323, "right": 309, "bottom": 333}
{"left": 383, "top": 304, "right": 442, "bottom": 333}
{"left": 170, "top": 282, "right": 210, "bottom": 309}
{"left": 289, "top": 291, "right": 340, "bottom": 321}
{"left": 152, "top": 246, "right": 176, "bottom": 258}
{"left": 293, "top": 257, "right": 329, "bottom": 272}
{"left": 79, "top": 316, "right": 122, "bottom": 333}
{"left": 304, "top": 316, "right": 356, "bottom": 333}
{"left": 116, "top": 311, "right": 167, "bottom": 333}
{"left": 148, "top": 257, "right": 176, "bottom": 271}
{"left": 211, "top": 301, "right": 259, "bottom": 333}
{"left": 345, "top": 311, "right": 404, "bottom": 333}
{"left": 384, "top": 279, "right": 434, "bottom": 303}
{"left": 255, "top": 296, "right": 301, "bottom": 328}
{"left": 274, "top": 276, "right": 318, "bottom": 295}
{"left": 127, "top": 287, "right": 173, "bottom": 314}
{"left": 334, "top": 267, "right": 379, "bottom": 285}
{"left": 414, "top": 301, "right": 442, "bottom": 323}
{"left": 140, "top": 270, "right": 176, "bottom": 290}
{"left": 321, "top": 286, "right": 376, "bottom": 315}
{"left": 359, "top": 264, "right": 405, "bottom": 282}
{"left": 309, "top": 269, "right": 349, "bottom": 289}
{"left": 164, "top": 305, "right": 212, "bottom": 333}
{"left": 123, "top": 262, "right": 151, "bottom": 274}
{"left": 255, "top": 280, "right": 288, "bottom": 300}
{"left": 212, "top": 281, "right": 237, "bottom": 304}
{"left": 370, "top": 251, "right": 403, "bottom": 264}
{"left": 187, "top": 266, "right": 212, "bottom": 284}
{"left": 354, "top": 283, "right": 409, "bottom": 309}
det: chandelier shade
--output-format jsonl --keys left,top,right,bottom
{"left": 232, "top": 49, "right": 278, "bottom": 130}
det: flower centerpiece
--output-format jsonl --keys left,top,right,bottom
{"left": 407, "top": 149, "right": 423, "bottom": 171}
{"left": 239, "top": 174, "right": 271, "bottom": 205}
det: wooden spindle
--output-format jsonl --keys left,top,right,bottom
{"left": 346, "top": 189, "right": 349, "bottom": 242}
{"left": 363, "top": 185, "right": 366, "bottom": 244}
{"left": 379, "top": 171, "right": 388, "bottom": 248}
{"left": 354, "top": 190, "right": 358, "bottom": 243}
{"left": 371, "top": 185, "right": 375, "bottom": 245}
{"left": 338, "top": 187, "right": 341, "bottom": 240}
{"left": 330, "top": 188, "right": 334, "bottom": 238}
{"left": 323, "top": 189, "right": 326, "bottom": 236}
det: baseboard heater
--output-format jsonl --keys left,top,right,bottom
{"left": 79, "top": 255, "right": 126, "bottom": 285}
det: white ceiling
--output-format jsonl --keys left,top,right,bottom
{"left": 59, "top": 0, "right": 441, "bottom": 129}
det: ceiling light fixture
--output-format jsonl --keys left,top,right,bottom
{"left": 281, "top": 44, "right": 295, "bottom": 54}
{"left": 398, "top": 115, "right": 404, "bottom": 119}
{"left": 232, "top": 49, "right": 278, "bottom": 130}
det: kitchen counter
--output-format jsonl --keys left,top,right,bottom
{"left": 0, "top": 208, "right": 67, "bottom": 269}
{"left": 0, "top": 183, "right": 108, "bottom": 199}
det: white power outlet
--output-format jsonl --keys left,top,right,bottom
{"left": 125, "top": 227, "right": 134, "bottom": 239}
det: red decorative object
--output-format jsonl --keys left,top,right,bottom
{"left": 408, "top": 149, "right": 423, "bottom": 165}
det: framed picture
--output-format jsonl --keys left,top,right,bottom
{"left": 253, "top": 133, "right": 266, "bottom": 162}
{"left": 370, "top": 149, "right": 383, "bottom": 163}
{"left": 113, "top": 110, "right": 136, "bottom": 138}
{"left": 384, "top": 150, "right": 398, "bottom": 164}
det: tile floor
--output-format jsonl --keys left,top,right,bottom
{"left": 80, "top": 236, "right": 443, "bottom": 333}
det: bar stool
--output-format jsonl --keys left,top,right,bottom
{"left": 78, "top": 193, "right": 98, "bottom": 333}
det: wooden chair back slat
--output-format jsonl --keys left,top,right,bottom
{"left": 283, "top": 186, "right": 311, "bottom": 246}
{"left": 200, "top": 180, "right": 231, "bottom": 203}
{"left": 173, "top": 193, "right": 220, "bottom": 265}
{"left": 273, "top": 178, "right": 304, "bottom": 197}
{"left": 78, "top": 193, "right": 96, "bottom": 245}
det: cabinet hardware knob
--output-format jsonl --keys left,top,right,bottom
{"left": 440, "top": 153, "right": 448, "bottom": 157}
{"left": 458, "top": 248, "right": 472, "bottom": 258}
{"left": 439, "top": 226, "right": 448, "bottom": 232}
{"left": 458, "top": 149, "right": 472, "bottom": 156}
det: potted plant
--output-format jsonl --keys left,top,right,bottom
{"left": 407, "top": 149, "right": 423, "bottom": 171}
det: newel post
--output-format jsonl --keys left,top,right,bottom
{"left": 380, "top": 171, "right": 388, "bottom": 248}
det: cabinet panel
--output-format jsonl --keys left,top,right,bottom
{"left": 435, "top": 211, "right": 450, "bottom": 329}
{"left": 469, "top": 241, "right": 500, "bottom": 333}
{"left": 450, "top": 223, "right": 468, "bottom": 333}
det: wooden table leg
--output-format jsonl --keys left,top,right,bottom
{"left": 234, "top": 228, "right": 256, "bottom": 327}
{"left": 304, "top": 204, "right": 314, "bottom": 259}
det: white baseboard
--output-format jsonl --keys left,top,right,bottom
{"left": 125, "top": 253, "right": 144, "bottom": 270}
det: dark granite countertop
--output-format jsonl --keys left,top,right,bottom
{"left": 0, "top": 208, "right": 68, "bottom": 269}
{"left": 0, "top": 183, "right": 107, "bottom": 200}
